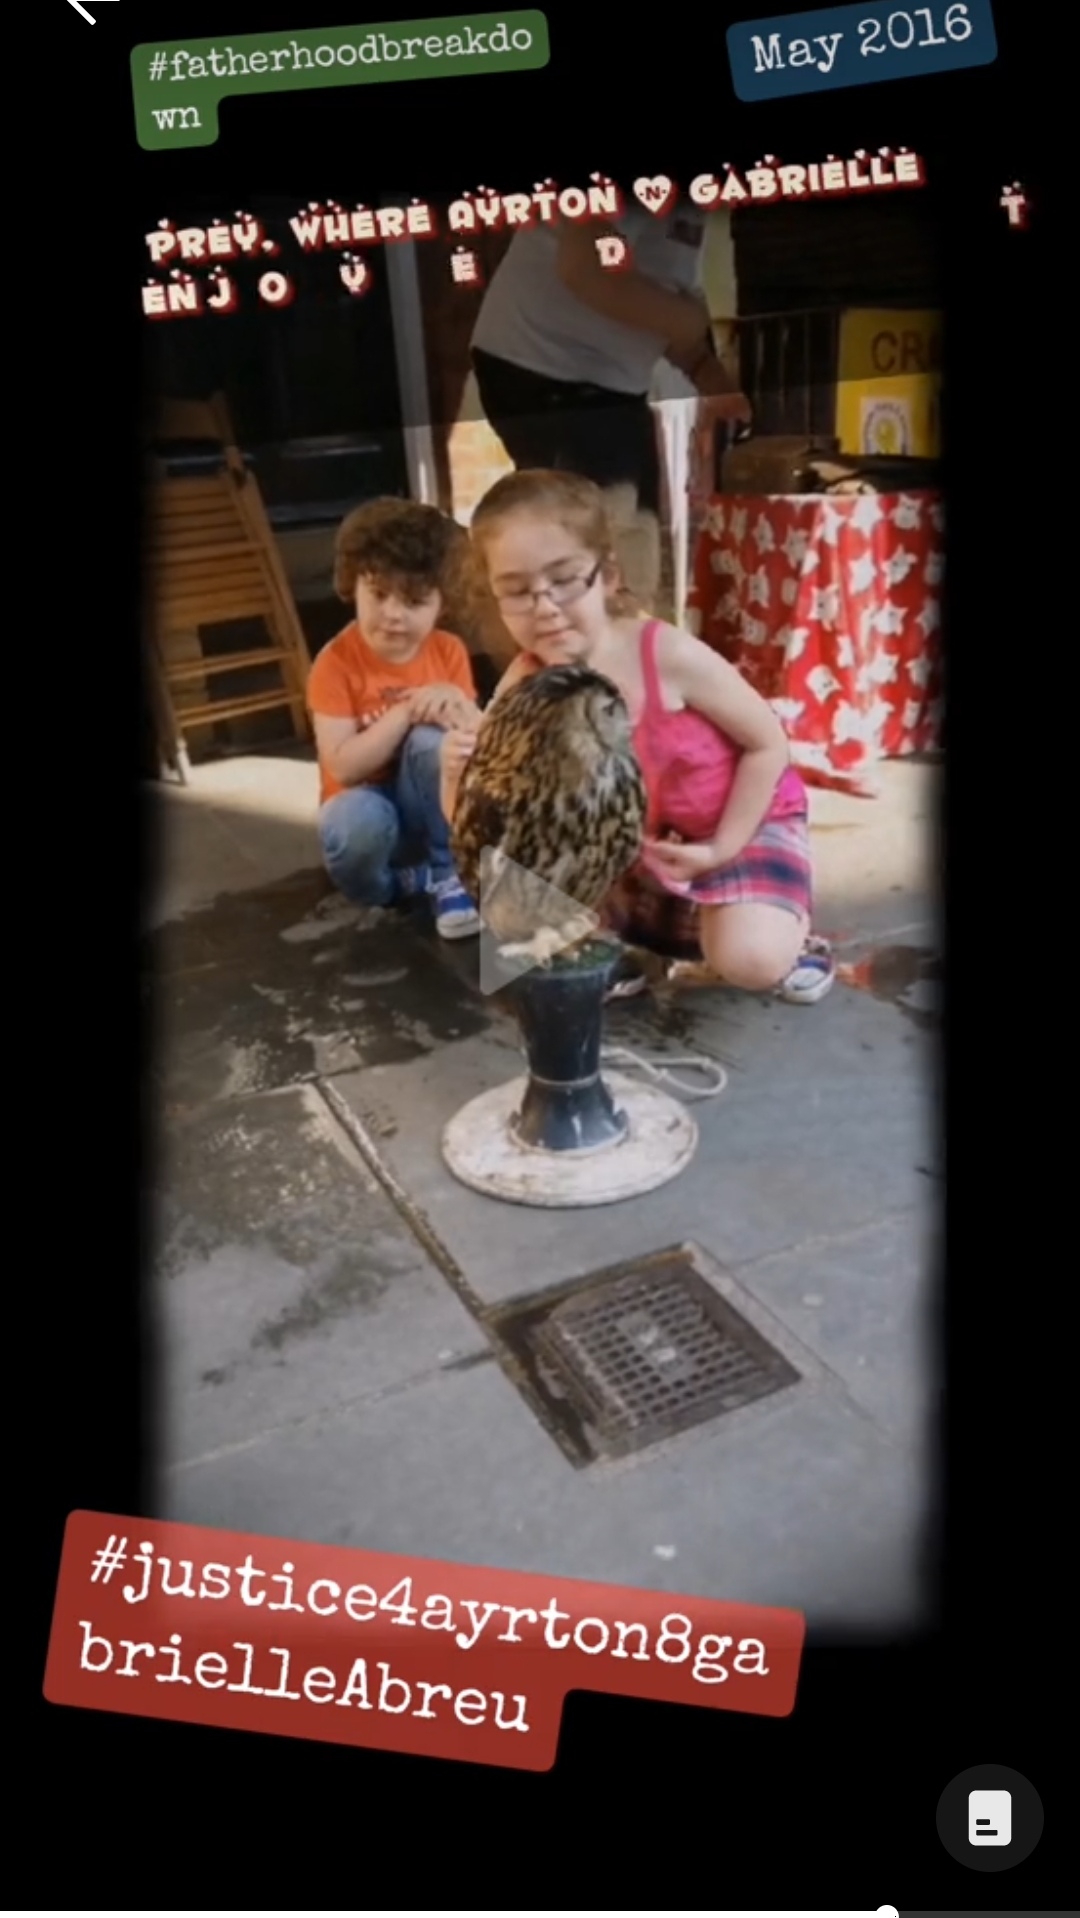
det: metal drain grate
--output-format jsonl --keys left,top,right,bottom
{"left": 495, "top": 1248, "right": 800, "bottom": 1465}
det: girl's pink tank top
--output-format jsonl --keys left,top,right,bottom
{"left": 632, "top": 619, "right": 806, "bottom": 840}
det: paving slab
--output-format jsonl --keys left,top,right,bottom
{"left": 146, "top": 759, "right": 941, "bottom": 1634}
{"left": 144, "top": 756, "right": 321, "bottom": 931}
{"left": 728, "top": 1211, "right": 939, "bottom": 1451}
{"left": 147, "top": 878, "right": 493, "bottom": 1110}
{"left": 328, "top": 982, "right": 936, "bottom": 1300}
{"left": 161, "top": 1334, "right": 928, "bottom": 1631}
{"left": 154, "top": 1081, "right": 487, "bottom": 1469}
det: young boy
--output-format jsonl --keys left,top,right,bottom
{"left": 307, "top": 498, "right": 482, "bottom": 939}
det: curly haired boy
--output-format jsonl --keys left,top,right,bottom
{"left": 307, "top": 498, "right": 482, "bottom": 939}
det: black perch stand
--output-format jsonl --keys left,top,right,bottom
{"left": 441, "top": 940, "right": 699, "bottom": 1209}
{"left": 508, "top": 945, "right": 628, "bottom": 1153}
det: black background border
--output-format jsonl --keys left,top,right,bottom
{"left": 26, "top": 2, "right": 1061, "bottom": 1903}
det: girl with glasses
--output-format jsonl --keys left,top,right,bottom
{"left": 440, "top": 469, "right": 834, "bottom": 1003}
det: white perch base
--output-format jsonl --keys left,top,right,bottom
{"left": 441, "top": 1071, "right": 698, "bottom": 1209}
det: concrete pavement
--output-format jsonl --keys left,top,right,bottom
{"left": 144, "top": 748, "right": 941, "bottom": 1631}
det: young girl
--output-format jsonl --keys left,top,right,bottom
{"left": 439, "top": 470, "right": 834, "bottom": 1003}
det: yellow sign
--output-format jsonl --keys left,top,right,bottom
{"left": 835, "top": 309, "right": 941, "bottom": 459}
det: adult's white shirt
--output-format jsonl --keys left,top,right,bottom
{"left": 471, "top": 202, "right": 706, "bottom": 397}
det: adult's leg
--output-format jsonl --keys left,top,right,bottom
{"left": 601, "top": 397, "right": 664, "bottom": 610}
{"left": 471, "top": 350, "right": 575, "bottom": 471}
{"left": 602, "top": 482, "right": 662, "bottom": 613}
{"left": 473, "top": 351, "right": 664, "bottom": 608}
{"left": 473, "top": 353, "right": 660, "bottom": 497}
{"left": 319, "top": 787, "right": 403, "bottom": 906}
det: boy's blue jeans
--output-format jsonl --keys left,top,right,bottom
{"left": 319, "top": 724, "right": 457, "bottom": 907}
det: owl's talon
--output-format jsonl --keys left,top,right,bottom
{"left": 561, "top": 913, "right": 599, "bottom": 948}
{"left": 498, "top": 920, "right": 591, "bottom": 969}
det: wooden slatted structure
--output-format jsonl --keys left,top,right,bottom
{"left": 143, "top": 394, "right": 313, "bottom": 777}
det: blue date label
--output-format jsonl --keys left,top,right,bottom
{"left": 727, "top": 0, "right": 997, "bottom": 101}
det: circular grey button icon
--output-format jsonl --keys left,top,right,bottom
{"left": 936, "top": 1763, "right": 1043, "bottom": 1869}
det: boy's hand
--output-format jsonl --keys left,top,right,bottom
{"left": 410, "top": 685, "right": 481, "bottom": 729}
{"left": 405, "top": 685, "right": 443, "bottom": 726}
{"left": 446, "top": 694, "right": 483, "bottom": 731}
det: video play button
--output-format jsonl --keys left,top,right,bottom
{"left": 476, "top": 847, "right": 602, "bottom": 996}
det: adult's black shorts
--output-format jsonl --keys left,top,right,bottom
{"left": 471, "top": 346, "right": 662, "bottom": 518}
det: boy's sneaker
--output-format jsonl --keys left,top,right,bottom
{"left": 390, "top": 863, "right": 431, "bottom": 909}
{"left": 431, "top": 873, "right": 481, "bottom": 940}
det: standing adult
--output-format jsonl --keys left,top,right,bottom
{"left": 470, "top": 196, "right": 752, "bottom": 609}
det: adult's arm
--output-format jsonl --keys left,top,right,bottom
{"left": 666, "top": 336, "right": 753, "bottom": 419}
{"left": 555, "top": 223, "right": 712, "bottom": 355}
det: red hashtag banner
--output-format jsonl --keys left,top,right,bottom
{"left": 46, "top": 1513, "right": 806, "bottom": 1771}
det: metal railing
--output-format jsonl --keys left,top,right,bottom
{"left": 731, "top": 308, "right": 841, "bottom": 441}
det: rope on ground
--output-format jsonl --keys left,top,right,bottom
{"left": 600, "top": 1046, "right": 728, "bottom": 1100}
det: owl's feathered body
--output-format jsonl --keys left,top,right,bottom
{"left": 450, "top": 664, "right": 647, "bottom": 965}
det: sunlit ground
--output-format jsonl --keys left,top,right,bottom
{"left": 144, "top": 745, "right": 939, "bottom": 960}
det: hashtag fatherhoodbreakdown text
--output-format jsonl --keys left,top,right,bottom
{"left": 86, "top": 1536, "right": 773, "bottom": 1687}
{"left": 146, "top": 24, "right": 537, "bottom": 84}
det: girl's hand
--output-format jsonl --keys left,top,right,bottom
{"left": 438, "top": 692, "right": 483, "bottom": 732}
{"left": 440, "top": 728, "right": 479, "bottom": 780}
{"left": 643, "top": 836, "right": 722, "bottom": 883}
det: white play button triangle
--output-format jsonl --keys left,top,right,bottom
{"left": 475, "top": 846, "right": 602, "bottom": 996}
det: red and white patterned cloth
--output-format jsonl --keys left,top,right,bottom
{"left": 687, "top": 491, "right": 945, "bottom": 797}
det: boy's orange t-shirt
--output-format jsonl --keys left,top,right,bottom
{"left": 306, "top": 621, "right": 478, "bottom": 804}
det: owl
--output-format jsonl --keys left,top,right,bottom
{"left": 450, "top": 664, "right": 647, "bottom": 968}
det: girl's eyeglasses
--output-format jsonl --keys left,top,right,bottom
{"left": 493, "top": 557, "right": 604, "bottom": 615}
